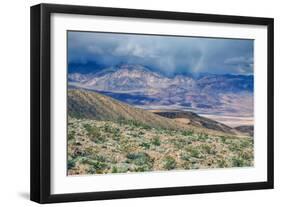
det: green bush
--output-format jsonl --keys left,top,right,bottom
{"left": 113, "top": 163, "right": 132, "bottom": 173}
{"left": 171, "top": 138, "right": 187, "bottom": 149}
{"left": 118, "top": 119, "right": 152, "bottom": 130}
{"left": 135, "top": 165, "right": 151, "bottom": 172}
{"left": 217, "top": 159, "right": 228, "bottom": 168}
{"left": 126, "top": 152, "right": 152, "bottom": 166}
{"left": 232, "top": 157, "right": 245, "bottom": 167}
{"left": 126, "top": 152, "right": 153, "bottom": 171}
{"left": 198, "top": 133, "right": 208, "bottom": 141}
{"left": 240, "top": 139, "right": 251, "bottom": 148}
{"left": 111, "top": 166, "right": 118, "bottom": 173}
{"left": 239, "top": 151, "right": 253, "bottom": 160}
{"left": 181, "top": 161, "right": 192, "bottom": 169}
{"left": 185, "top": 147, "right": 201, "bottom": 158}
{"left": 67, "top": 158, "right": 76, "bottom": 169}
{"left": 89, "top": 154, "right": 107, "bottom": 162}
{"left": 228, "top": 143, "right": 241, "bottom": 152}
{"left": 182, "top": 130, "right": 194, "bottom": 136}
{"left": 83, "top": 123, "right": 100, "bottom": 137}
{"left": 180, "top": 152, "right": 191, "bottom": 161}
{"left": 219, "top": 136, "right": 227, "bottom": 143}
{"left": 68, "top": 130, "right": 75, "bottom": 141}
{"left": 80, "top": 158, "right": 108, "bottom": 174}
{"left": 83, "top": 123, "right": 105, "bottom": 143}
{"left": 200, "top": 144, "right": 216, "bottom": 155}
{"left": 139, "top": 142, "right": 150, "bottom": 149}
{"left": 151, "top": 136, "right": 161, "bottom": 146}
{"left": 163, "top": 156, "right": 177, "bottom": 170}
{"left": 138, "top": 131, "right": 145, "bottom": 136}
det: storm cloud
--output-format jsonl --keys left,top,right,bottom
{"left": 68, "top": 31, "right": 253, "bottom": 76}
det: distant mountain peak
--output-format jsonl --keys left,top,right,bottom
{"left": 113, "top": 64, "right": 163, "bottom": 78}
{"left": 67, "top": 64, "right": 253, "bottom": 116}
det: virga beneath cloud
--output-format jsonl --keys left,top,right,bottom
{"left": 68, "top": 31, "right": 253, "bottom": 76}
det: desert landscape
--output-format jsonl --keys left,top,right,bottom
{"left": 67, "top": 89, "right": 253, "bottom": 175}
{"left": 67, "top": 31, "right": 254, "bottom": 175}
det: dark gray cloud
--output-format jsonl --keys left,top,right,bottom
{"left": 68, "top": 31, "right": 253, "bottom": 75}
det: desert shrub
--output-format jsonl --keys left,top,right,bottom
{"left": 83, "top": 124, "right": 105, "bottom": 143}
{"left": 171, "top": 138, "right": 188, "bottom": 149}
{"left": 219, "top": 136, "right": 227, "bottom": 143}
{"left": 128, "top": 132, "right": 140, "bottom": 138}
{"left": 239, "top": 151, "right": 253, "bottom": 160}
{"left": 103, "top": 123, "right": 111, "bottom": 132}
{"left": 200, "top": 144, "right": 216, "bottom": 155}
{"left": 231, "top": 156, "right": 246, "bottom": 167}
{"left": 126, "top": 152, "right": 153, "bottom": 166}
{"left": 185, "top": 146, "right": 201, "bottom": 158}
{"left": 113, "top": 128, "right": 120, "bottom": 135}
{"left": 190, "top": 163, "right": 200, "bottom": 169}
{"left": 200, "top": 144, "right": 211, "bottom": 154}
{"left": 80, "top": 157, "right": 108, "bottom": 174}
{"left": 138, "top": 131, "right": 145, "bottom": 136}
{"left": 67, "top": 158, "right": 76, "bottom": 169}
{"left": 135, "top": 165, "right": 152, "bottom": 172}
{"left": 88, "top": 154, "right": 107, "bottom": 163}
{"left": 87, "top": 163, "right": 108, "bottom": 174}
{"left": 228, "top": 142, "right": 241, "bottom": 152}
{"left": 190, "top": 148, "right": 200, "bottom": 158}
{"left": 162, "top": 156, "right": 177, "bottom": 170}
{"left": 151, "top": 136, "right": 161, "bottom": 146}
{"left": 180, "top": 152, "right": 191, "bottom": 161}
{"left": 113, "top": 163, "right": 132, "bottom": 173}
{"left": 182, "top": 130, "right": 194, "bottom": 136}
{"left": 197, "top": 133, "right": 208, "bottom": 141}
{"left": 104, "top": 123, "right": 121, "bottom": 138}
{"left": 165, "top": 129, "right": 178, "bottom": 136}
{"left": 112, "top": 129, "right": 121, "bottom": 140}
{"left": 181, "top": 161, "right": 192, "bottom": 169}
{"left": 240, "top": 139, "right": 252, "bottom": 148}
{"left": 141, "top": 124, "right": 152, "bottom": 130}
{"left": 82, "top": 147, "right": 94, "bottom": 156}
{"left": 118, "top": 119, "right": 152, "bottom": 130}
{"left": 126, "top": 152, "right": 153, "bottom": 172}
{"left": 83, "top": 123, "right": 100, "bottom": 137}
{"left": 139, "top": 142, "right": 150, "bottom": 149}
{"left": 93, "top": 135, "right": 106, "bottom": 143}
{"left": 220, "top": 136, "right": 234, "bottom": 145}
{"left": 111, "top": 166, "right": 118, "bottom": 173}
{"left": 217, "top": 159, "right": 228, "bottom": 168}
{"left": 68, "top": 130, "right": 75, "bottom": 141}
{"left": 119, "top": 136, "right": 139, "bottom": 152}
{"left": 73, "top": 147, "right": 84, "bottom": 156}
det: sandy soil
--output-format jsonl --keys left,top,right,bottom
{"left": 199, "top": 114, "right": 253, "bottom": 128}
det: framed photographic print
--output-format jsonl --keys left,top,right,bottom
{"left": 30, "top": 3, "right": 274, "bottom": 203}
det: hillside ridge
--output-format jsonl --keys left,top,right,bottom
{"left": 68, "top": 89, "right": 242, "bottom": 136}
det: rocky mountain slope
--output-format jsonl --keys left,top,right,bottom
{"left": 68, "top": 89, "right": 248, "bottom": 135}
{"left": 68, "top": 64, "right": 253, "bottom": 116}
{"left": 153, "top": 110, "right": 237, "bottom": 134}
{"left": 235, "top": 125, "right": 254, "bottom": 136}
{"left": 68, "top": 89, "right": 189, "bottom": 131}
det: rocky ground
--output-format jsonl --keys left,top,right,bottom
{"left": 67, "top": 116, "right": 254, "bottom": 175}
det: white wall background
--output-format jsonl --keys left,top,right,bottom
{"left": 0, "top": 0, "right": 279, "bottom": 206}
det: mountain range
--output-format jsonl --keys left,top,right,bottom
{"left": 68, "top": 64, "right": 253, "bottom": 116}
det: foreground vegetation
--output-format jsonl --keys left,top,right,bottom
{"left": 67, "top": 116, "right": 254, "bottom": 175}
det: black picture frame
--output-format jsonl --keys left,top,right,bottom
{"left": 30, "top": 3, "right": 274, "bottom": 204}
